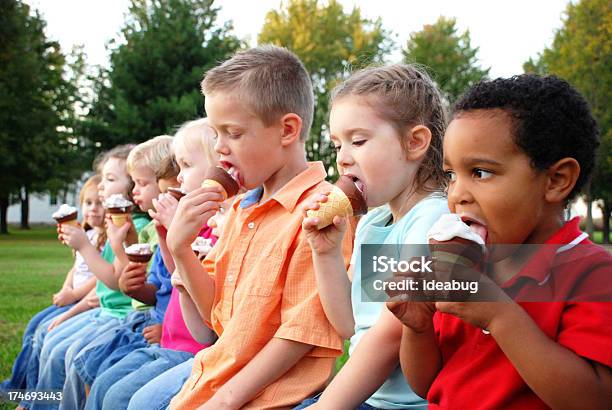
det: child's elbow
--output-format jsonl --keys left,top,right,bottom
{"left": 338, "top": 325, "right": 355, "bottom": 340}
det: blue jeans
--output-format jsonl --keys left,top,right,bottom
{"left": 127, "top": 358, "right": 194, "bottom": 410}
{"left": 31, "top": 310, "right": 120, "bottom": 410}
{"left": 86, "top": 346, "right": 193, "bottom": 410}
{"left": 294, "top": 393, "right": 382, "bottom": 409}
{"left": 19, "top": 308, "right": 98, "bottom": 409}
{"left": 60, "top": 310, "right": 153, "bottom": 410}
{"left": 0, "top": 304, "right": 71, "bottom": 393}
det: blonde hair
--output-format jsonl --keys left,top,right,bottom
{"left": 79, "top": 174, "right": 106, "bottom": 251}
{"left": 172, "top": 118, "right": 219, "bottom": 167}
{"left": 127, "top": 135, "right": 178, "bottom": 181}
{"left": 332, "top": 64, "right": 448, "bottom": 193}
{"left": 201, "top": 45, "right": 314, "bottom": 141}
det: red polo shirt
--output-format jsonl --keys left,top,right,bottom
{"left": 428, "top": 218, "right": 612, "bottom": 409}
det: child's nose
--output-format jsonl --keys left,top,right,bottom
{"left": 336, "top": 146, "right": 353, "bottom": 168}
{"left": 214, "top": 135, "right": 230, "bottom": 156}
{"left": 447, "top": 178, "right": 473, "bottom": 206}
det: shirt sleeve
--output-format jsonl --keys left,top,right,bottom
{"left": 274, "top": 234, "right": 344, "bottom": 357}
{"left": 557, "top": 252, "right": 612, "bottom": 367}
{"left": 146, "top": 248, "right": 164, "bottom": 290}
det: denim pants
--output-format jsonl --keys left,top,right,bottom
{"left": 30, "top": 309, "right": 120, "bottom": 410}
{"left": 294, "top": 393, "right": 383, "bottom": 410}
{"left": 127, "top": 358, "right": 194, "bottom": 410}
{"left": 85, "top": 346, "right": 193, "bottom": 410}
{"left": 59, "top": 310, "right": 153, "bottom": 410}
{"left": 0, "top": 304, "right": 71, "bottom": 393}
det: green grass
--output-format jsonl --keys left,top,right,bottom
{"left": 0, "top": 225, "right": 72, "bottom": 385}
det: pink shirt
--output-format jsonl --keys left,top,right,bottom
{"left": 160, "top": 226, "right": 217, "bottom": 354}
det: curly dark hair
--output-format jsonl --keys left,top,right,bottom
{"left": 452, "top": 74, "right": 600, "bottom": 201}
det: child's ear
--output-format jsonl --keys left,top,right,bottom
{"left": 279, "top": 113, "right": 303, "bottom": 147}
{"left": 544, "top": 158, "right": 580, "bottom": 203}
{"left": 404, "top": 125, "right": 432, "bottom": 161}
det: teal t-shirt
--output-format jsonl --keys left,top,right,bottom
{"left": 350, "top": 194, "right": 448, "bottom": 409}
{"left": 97, "top": 213, "right": 153, "bottom": 318}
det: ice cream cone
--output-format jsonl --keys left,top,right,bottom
{"left": 202, "top": 167, "right": 239, "bottom": 200}
{"left": 306, "top": 175, "right": 367, "bottom": 230}
{"left": 110, "top": 213, "right": 129, "bottom": 227}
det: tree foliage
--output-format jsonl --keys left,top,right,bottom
{"left": 258, "top": 0, "right": 392, "bottom": 178}
{"left": 83, "top": 0, "right": 241, "bottom": 150}
{"left": 524, "top": 0, "right": 611, "bottom": 241}
{"left": 402, "top": 16, "right": 489, "bottom": 103}
{"left": 0, "top": 0, "right": 81, "bottom": 232}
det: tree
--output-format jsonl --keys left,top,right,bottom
{"left": 83, "top": 0, "right": 241, "bottom": 150}
{"left": 0, "top": 0, "right": 81, "bottom": 233}
{"left": 259, "top": 0, "right": 392, "bottom": 178}
{"left": 524, "top": 0, "right": 611, "bottom": 242}
{"left": 402, "top": 16, "right": 489, "bottom": 103}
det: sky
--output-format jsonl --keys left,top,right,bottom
{"left": 26, "top": 0, "right": 571, "bottom": 78}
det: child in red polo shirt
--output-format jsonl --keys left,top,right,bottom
{"left": 387, "top": 74, "right": 612, "bottom": 409}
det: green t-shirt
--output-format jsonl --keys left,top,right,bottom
{"left": 97, "top": 213, "right": 154, "bottom": 318}
{"left": 131, "top": 219, "right": 159, "bottom": 311}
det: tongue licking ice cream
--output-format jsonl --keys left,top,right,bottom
{"left": 427, "top": 214, "right": 485, "bottom": 268}
{"left": 52, "top": 204, "right": 79, "bottom": 226}
{"left": 125, "top": 243, "right": 153, "bottom": 263}
{"left": 104, "top": 194, "right": 134, "bottom": 227}
{"left": 306, "top": 175, "right": 368, "bottom": 230}
{"left": 201, "top": 166, "right": 240, "bottom": 200}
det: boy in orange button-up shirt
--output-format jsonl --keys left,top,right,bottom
{"left": 166, "top": 45, "right": 355, "bottom": 409}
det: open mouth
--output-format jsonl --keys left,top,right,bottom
{"left": 461, "top": 216, "right": 488, "bottom": 244}
{"left": 220, "top": 161, "right": 243, "bottom": 187}
{"left": 345, "top": 174, "right": 367, "bottom": 201}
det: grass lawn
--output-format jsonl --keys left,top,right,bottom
{"left": 0, "top": 226, "right": 72, "bottom": 384}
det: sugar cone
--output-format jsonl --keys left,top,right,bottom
{"left": 111, "top": 213, "right": 129, "bottom": 227}
{"left": 307, "top": 186, "right": 353, "bottom": 229}
{"left": 202, "top": 180, "right": 227, "bottom": 200}
{"left": 62, "top": 219, "right": 79, "bottom": 227}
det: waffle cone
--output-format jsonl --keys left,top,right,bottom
{"left": 110, "top": 213, "right": 129, "bottom": 227}
{"left": 201, "top": 179, "right": 228, "bottom": 200}
{"left": 307, "top": 186, "right": 353, "bottom": 229}
{"left": 61, "top": 219, "right": 79, "bottom": 227}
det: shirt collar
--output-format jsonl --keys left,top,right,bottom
{"left": 238, "top": 162, "right": 327, "bottom": 212}
{"left": 502, "top": 217, "right": 586, "bottom": 287}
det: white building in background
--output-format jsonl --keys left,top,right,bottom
{"left": 7, "top": 188, "right": 81, "bottom": 224}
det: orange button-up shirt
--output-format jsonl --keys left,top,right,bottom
{"left": 170, "top": 162, "right": 355, "bottom": 409}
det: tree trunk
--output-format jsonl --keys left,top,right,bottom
{"left": 602, "top": 199, "right": 611, "bottom": 244}
{"left": 585, "top": 187, "right": 594, "bottom": 238}
{"left": 20, "top": 187, "right": 30, "bottom": 230}
{"left": 0, "top": 193, "right": 8, "bottom": 234}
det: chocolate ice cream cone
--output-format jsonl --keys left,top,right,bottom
{"left": 307, "top": 175, "right": 367, "bottom": 230}
{"left": 202, "top": 167, "right": 239, "bottom": 200}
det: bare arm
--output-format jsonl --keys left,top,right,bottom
{"left": 60, "top": 266, "right": 75, "bottom": 290}
{"left": 170, "top": 247, "right": 216, "bottom": 323}
{"left": 157, "top": 234, "right": 175, "bottom": 273}
{"left": 78, "top": 241, "right": 119, "bottom": 289}
{"left": 71, "top": 276, "right": 97, "bottom": 301}
{"left": 178, "top": 289, "right": 217, "bottom": 345}
{"left": 316, "top": 309, "right": 406, "bottom": 408}
{"left": 200, "top": 338, "right": 312, "bottom": 409}
{"left": 312, "top": 252, "right": 355, "bottom": 339}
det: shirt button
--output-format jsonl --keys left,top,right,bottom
{"left": 247, "top": 222, "right": 255, "bottom": 229}
{"left": 227, "top": 275, "right": 233, "bottom": 283}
